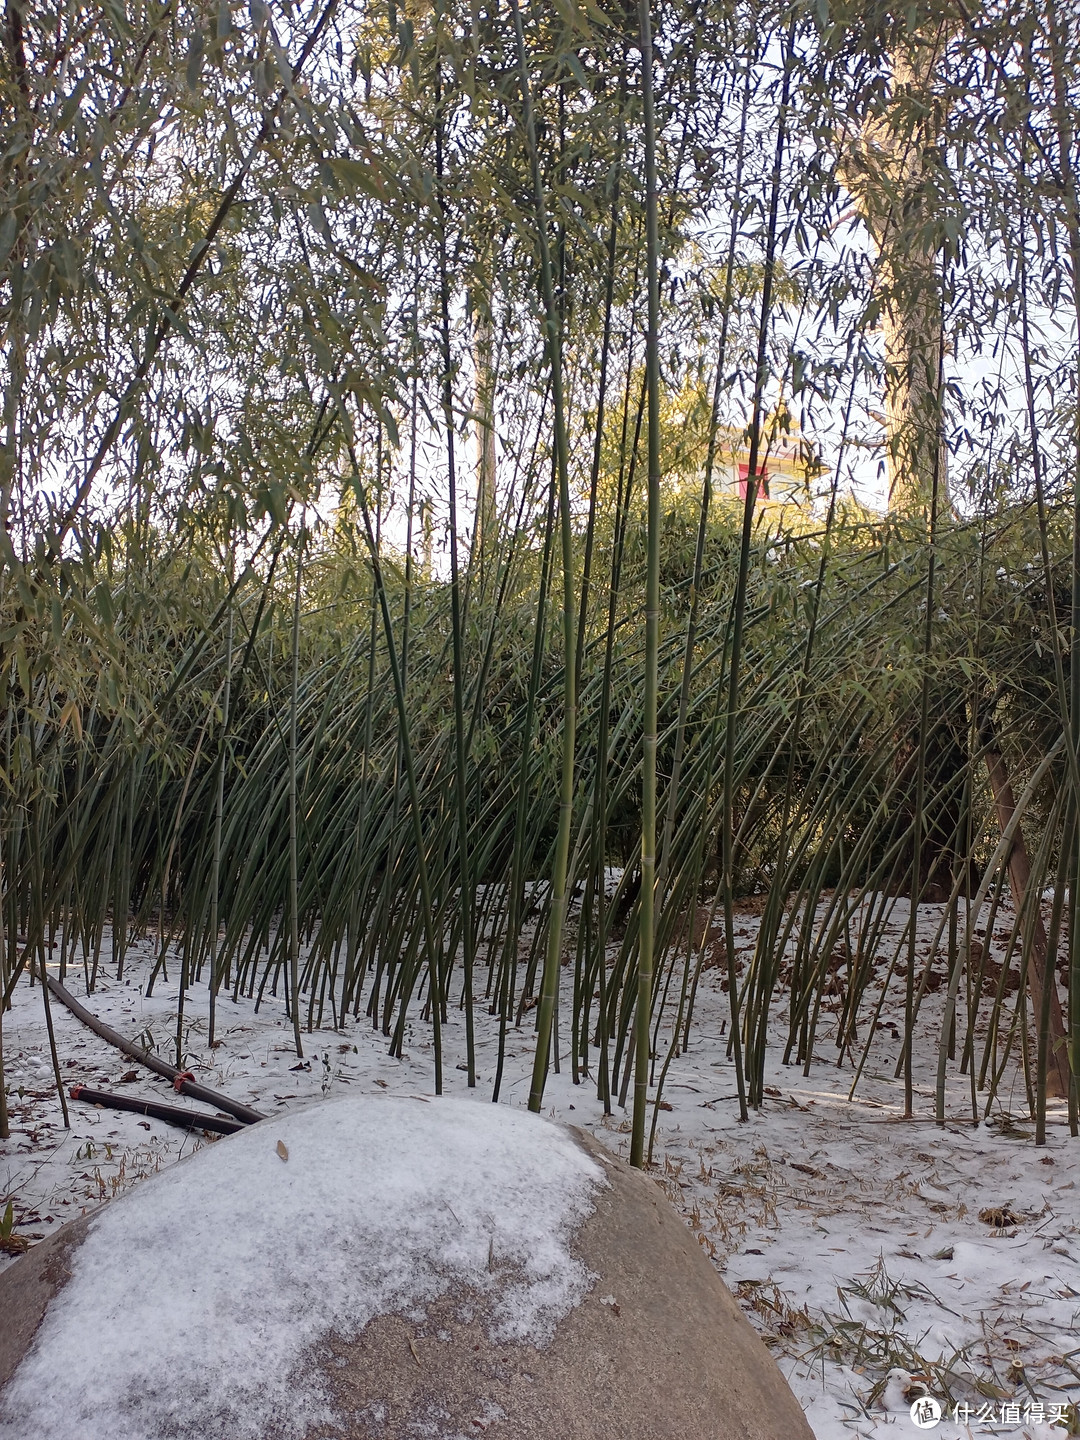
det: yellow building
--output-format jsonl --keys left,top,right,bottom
{"left": 714, "top": 419, "right": 819, "bottom": 508}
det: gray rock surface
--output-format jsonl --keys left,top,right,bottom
{"left": 0, "top": 1116, "right": 813, "bottom": 1440}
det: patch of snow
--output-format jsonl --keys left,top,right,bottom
{"left": 0, "top": 1095, "right": 603, "bottom": 1440}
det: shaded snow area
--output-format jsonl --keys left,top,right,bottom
{"left": 0, "top": 1095, "right": 602, "bottom": 1440}
{"left": 0, "top": 892, "right": 1078, "bottom": 1439}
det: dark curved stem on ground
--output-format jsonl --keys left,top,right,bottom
{"left": 38, "top": 967, "right": 266, "bottom": 1125}
{"left": 69, "top": 1086, "right": 246, "bottom": 1137}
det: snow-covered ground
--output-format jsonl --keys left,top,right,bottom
{"left": 0, "top": 894, "right": 1077, "bottom": 1440}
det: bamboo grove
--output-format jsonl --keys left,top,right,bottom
{"left": 2, "top": 0, "right": 1080, "bottom": 1162}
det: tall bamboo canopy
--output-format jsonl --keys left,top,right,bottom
{"left": 1, "top": 0, "right": 1079, "bottom": 1159}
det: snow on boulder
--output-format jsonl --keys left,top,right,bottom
{"left": 0, "top": 1094, "right": 812, "bottom": 1440}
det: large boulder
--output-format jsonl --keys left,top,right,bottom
{"left": 0, "top": 1095, "right": 813, "bottom": 1440}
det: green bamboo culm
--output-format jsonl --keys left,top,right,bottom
{"left": 508, "top": 0, "right": 578, "bottom": 1116}
{"left": 434, "top": 57, "right": 477, "bottom": 1088}
{"left": 288, "top": 520, "right": 305, "bottom": 1060}
{"left": 720, "top": 16, "right": 798, "bottom": 1125}
{"left": 1044, "top": 0, "right": 1080, "bottom": 1133}
{"left": 631, "top": 0, "right": 662, "bottom": 1170}
{"left": 208, "top": 579, "right": 234, "bottom": 1047}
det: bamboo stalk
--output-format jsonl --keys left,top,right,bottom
{"left": 507, "top": 0, "right": 578, "bottom": 1116}
{"left": 632, "top": 0, "right": 661, "bottom": 1171}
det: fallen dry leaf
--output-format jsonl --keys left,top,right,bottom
{"left": 276, "top": 1140, "right": 289, "bottom": 1162}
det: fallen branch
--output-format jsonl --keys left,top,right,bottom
{"left": 38, "top": 967, "right": 266, "bottom": 1125}
{"left": 69, "top": 1085, "right": 245, "bottom": 1136}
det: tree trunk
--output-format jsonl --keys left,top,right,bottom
{"left": 845, "top": 24, "right": 1070, "bottom": 1094}
{"left": 469, "top": 271, "right": 498, "bottom": 597}
{"left": 984, "top": 743, "right": 1070, "bottom": 1098}
{"left": 841, "top": 19, "right": 952, "bottom": 516}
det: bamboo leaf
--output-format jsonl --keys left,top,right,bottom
{"left": 326, "top": 156, "right": 383, "bottom": 198}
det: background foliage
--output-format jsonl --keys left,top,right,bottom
{"left": 2, "top": 0, "right": 1080, "bottom": 1158}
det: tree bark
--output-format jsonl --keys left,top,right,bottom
{"left": 469, "top": 267, "right": 498, "bottom": 597}
{"left": 840, "top": 19, "right": 952, "bottom": 516}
